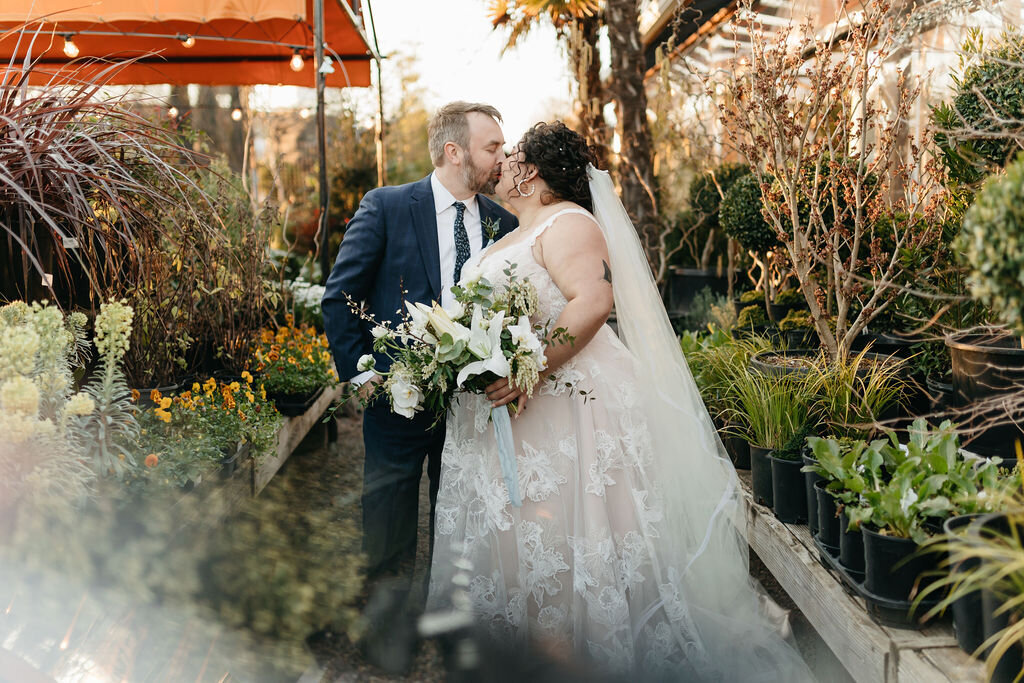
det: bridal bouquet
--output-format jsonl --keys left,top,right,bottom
{"left": 351, "top": 264, "right": 562, "bottom": 506}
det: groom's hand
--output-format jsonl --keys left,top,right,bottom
{"left": 357, "top": 374, "right": 383, "bottom": 402}
{"left": 485, "top": 377, "right": 527, "bottom": 415}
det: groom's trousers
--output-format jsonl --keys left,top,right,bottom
{"left": 361, "top": 397, "right": 445, "bottom": 593}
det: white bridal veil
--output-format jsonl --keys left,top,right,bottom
{"left": 587, "top": 165, "right": 813, "bottom": 682}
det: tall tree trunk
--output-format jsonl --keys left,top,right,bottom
{"left": 605, "top": 0, "right": 657, "bottom": 260}
{"left": 571, "top": 16, "right": 610, "bottom": 169}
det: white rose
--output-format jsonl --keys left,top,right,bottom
{"left": 356, "top": 354, "right": 376, "bottom": 372}
{"left": 459, "top": 262, "right": 483, "bottom": 285}
{"left": 371, "top": 325, "right": 389, "bottom": 340}
{"left": 389, "top": 376, "right": 424, "bottom": 418}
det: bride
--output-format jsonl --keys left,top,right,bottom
{"left": 426, "top": 122, "right": 812, "bottom": 681}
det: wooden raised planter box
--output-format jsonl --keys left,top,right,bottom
{"left": 737, "top": 471, "right": 985, "bottom": 683}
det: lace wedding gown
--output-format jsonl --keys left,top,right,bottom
{"left": 427, "top": 207, "right": 811, "bottom": 682}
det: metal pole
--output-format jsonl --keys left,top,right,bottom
{"left": 314, "top": 0, "right": 330, "bottom": 283}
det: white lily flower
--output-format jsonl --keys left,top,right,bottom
{"left": 457, "top": 310, "right": 508, "bottom": 387}
{"left": 507, "top": 315, "right": 542, "bottom": 353}
{"left": 426, "top": 304, "right": 470, "bottom": 344}
{"left": 444, "top": 299, "right": 465, "bottom": 321}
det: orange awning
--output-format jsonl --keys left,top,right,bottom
{"left": 0, "top": 0, "right": 374, "bottom": 87}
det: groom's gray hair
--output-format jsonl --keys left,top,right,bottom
{"left": 428, "top": 101, "right": 503, "bottom": 167}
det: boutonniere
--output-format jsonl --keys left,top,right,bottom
{"left": 482, "top": 216, "right": 501, "bottom": 246}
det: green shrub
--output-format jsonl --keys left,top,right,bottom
{"left": 933, "top": 30, "right": 1024, "bottom": 185}
{"left": 958, "top": 153, "right": 1024, "bottom": 332}
{"left": 739, "top": 289, "right": 765, "bottom": 304}
{"left": 773, "top": 288, "right": 805, "bottom": 307}
{"left": 689, "top": 162, "right": 751, "bottom": 223}
{"left": 737, "top": 304, "right": 768, "bottom": 328}
{"left": 720, "top": 173, "right": 780, "bottom": 253}
{"left": 779, "top": 309, "right": 814, "bottom": 331}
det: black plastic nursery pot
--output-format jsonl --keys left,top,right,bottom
{"left": 943, "top": 514, "right": 986, "bottom": 655}
{"left": 926, "top": 374, "right": 956, "bottom": 413}
{"left": 666, "top": 266, "right": 731, "bottom": 315}
{"left": 768, "top": 302, "right": 796, "bottom": 324}
{"left": 862, "top": 526, "right": 941, "bottom": 603}
{"left": 803, "top": 453, "right": 823, "bottom": 536}
{"left": 267, "top": 386, "right": 325, "bottom": 417}
{"left": 946, "top": 332, "right": 1024, "bottom": 458}
{"left": 977, "top": 513, "right": 1024, "bottom": 682}
{"left": 851, "top": 332, "right": 919, "bottom": 360}
{"left": 839, "top": 510, "right": 865, "bottom": 578}
{"left": 782, "top": 328, "right": 818, "bottom": 350}
{"left": 749, "top": 445, "right": 774, "bottom": 508}
{"left": 748, "top": 349, "right": 820, "bottom": 378}
{"left": 724, "top": 433, "right": 750, "bottom": 470}
{"left": 770, "top": 455, "right": 807, "bottom": 524}
{"left": 815, "top": 480, "right": 840, "bottom": 552}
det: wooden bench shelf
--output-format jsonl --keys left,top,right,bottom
{"left": 738, "top": 470, "right": 986, "bottom": 682}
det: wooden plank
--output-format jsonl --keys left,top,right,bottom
{"left": 254, "top": 384, "right": 344, "bottom": 494}
{"left": 743, "top": 493, "right": 892, "bottom": 683}
{"left": 737, "top": 470, "right": 981, "bottom": 683}
{"left": 918, "top": 646, "right": 986, "bottom": 682}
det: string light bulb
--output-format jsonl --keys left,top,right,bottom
{"left": 63, "top": 35, "right": 79, "bottom": 58}
{"left": 290, "top": 50, "right": 304, "bottom": 72}
{"left": 180, "top": 34, "right": 195, "bottom": 48}
{"left": 299, "top": 108, "right": 311, "bottom": 119}
{"left": 168, "top": 106, "right": 179, "bottom": 119}
{"left": 231, "top": 108, "right": 243, "bottom": 121}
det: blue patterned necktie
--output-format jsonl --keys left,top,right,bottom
{"left": 452, "top": 201, "right": 470, "bottom": 283}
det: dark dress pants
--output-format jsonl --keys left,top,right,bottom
{"left": 361, "top": 398, "right": 445, "bottom": 593}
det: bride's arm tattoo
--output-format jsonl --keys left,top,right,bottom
{"left": 602, "top": 260, "right": 612, "bottom": 284}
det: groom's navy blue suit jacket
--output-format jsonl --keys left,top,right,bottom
{"left": 322, "top": 174, "right": 518, "bottom": 382}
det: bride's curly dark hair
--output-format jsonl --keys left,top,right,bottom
{"left": 513, "top": 121, "right": 599, "bottom": 212}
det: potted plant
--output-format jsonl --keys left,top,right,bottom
{"left": 770, "top": 288, "right": 806, "bottom": 325}
{"left": 730, "top": 367, "right": 816, "bottom": 507}
{"left": 251, "top": 319, "right": 338, "bottom": 416}
{"left": 769, "top": 424, "right": 814, "bottom": 524}
{"left": 733, "top": 288, "right": 766, "bottom": 317}
{"left": 805, "top": 437, "right": 886, "bottom": 575}
{"left": 735, "top": 303, "right": 769, "bottom": 335}
{"left": 848, "top": 420, "right": 974, "bottom": 605}
{"left": 720, "top": 172, "right": 785, "bottom": 312}
{"left": 683, "top": 329, "right": 771, "bottom": 470}
{"left": 812, "top": 348, "right": 908, "bottom": 440}
{"left": 778, "top": 309, "right": 817, "bottom": 350}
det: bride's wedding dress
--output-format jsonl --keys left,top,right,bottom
{"left": 427, "top": 169, "right": 812, "bottom": 681}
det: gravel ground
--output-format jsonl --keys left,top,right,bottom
{"left": 279, "top": 409, "right": 851, "bottom": 683}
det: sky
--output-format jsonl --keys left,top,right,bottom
{"left": 366, "top": 0, "right": 574, "bottom": 142}
{"left": 250, "top": 0, "right": 575, "bottom": 144}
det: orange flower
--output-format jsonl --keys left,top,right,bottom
{"left": 154, "top": 408, "right": 171, "bottom": 423}
{"left": 130, "top": 389, "right": 140, "bottom": 403}
{"left": 159, "top": 397, "right": 172, "bottom": 410}
{"left": 285, "top": 313, "right": 295, "bottom": 326}
{"left": 268, "top": 350, "right": 280, "bottom": 362}
{"left": 150, "top": 389, "right": 162, "bottom": 403}
{"left": 145, "top": 453, "right": 159, "bottom": 467}
{"left": 241, "top": 371, "right": 253, "bottom": 384}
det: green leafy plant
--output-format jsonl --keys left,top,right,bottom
{"left": 739, "top": 289, "right": 765, "bottom": 305}
{"left": 729, "top": 367, "right": 818, "bottom": 450}
{"left": 957, "top": 153, "right": 1024, "bottom": 334}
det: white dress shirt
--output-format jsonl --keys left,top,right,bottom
{"left": 350, "top": 172, "right": 485, "bottom": 386}
{"left": 431, "top": 171, "right": 483, "bottom": 310}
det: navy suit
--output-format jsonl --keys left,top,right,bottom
{"left": 322, "top": 174, "right": 517, "bottom": 588}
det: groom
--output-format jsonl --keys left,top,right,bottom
{"left": 322, "top": 101, "right": 517, "bottom": 596}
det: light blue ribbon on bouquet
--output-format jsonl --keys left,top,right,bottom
{"left": 491, "top": 406, "right": 522, "bottom": 507}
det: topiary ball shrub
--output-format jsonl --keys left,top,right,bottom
{"left": 774, "top": 288, "right": 806, "bottom": 307}
{"left": 958, "top": 153, "right": 1024, "bottom": 333}
{"left": 737, "top": 304, "right": 769, "bottom": 329}
{"left": 933, "top": 31, "right": 1024, "bottom": 184}
{"left": 689, "top": 162, "right": 751, "bottom": 224}
{"left": 779, "top": 309, "right": 814, "bottom": 331}
{"left": 720, "top": 173, "right": 780, "bottom": 254}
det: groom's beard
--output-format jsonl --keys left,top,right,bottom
{"left": 463, "top": 157, "right": 499, "bottom": 195}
